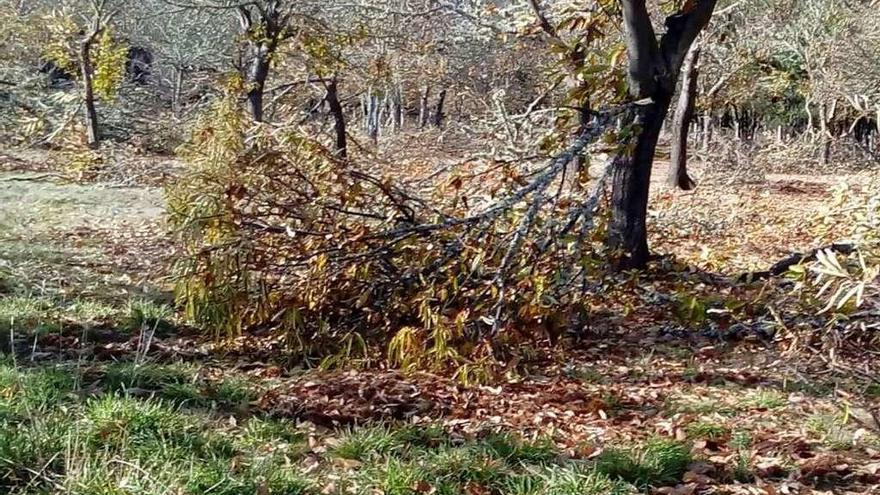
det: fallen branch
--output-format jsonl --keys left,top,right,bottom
{"left": 738, "top": 242, "right": 856, "bottom": 282}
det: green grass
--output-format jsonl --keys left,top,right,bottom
{"left": 663, "top": 395, "right": 737, "bottom": 417}
{"left": 730, "top": 430, "right": 754, "bottom": 482}
{"left": 126, "top": 299, "right": 175, "bottom": 332}
{"left": 740, "top": 389, "right": 787, "bottom": 410}
{"left": 0, "top": 358, "right": 708, "bottom": 494}
{"left": 0, "top": 295, "right": 57, "bottom": 335}
{"left": 806, "top": 412, "right": 856, "bottom": 450}
{"left": 685, "top": 420, "right": 729, "bottom": 441}
{"left": 595, "top": 438, "right": 693, "bottom": 488}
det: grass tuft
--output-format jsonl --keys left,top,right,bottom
{"left": 685, "top": 420, "right": 729, "bottom": 441}
{"left": 596, "top": 438, "right": 692, "bottom": 488}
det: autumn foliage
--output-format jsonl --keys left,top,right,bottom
{"left": 167, "top": 84, "right": 619, "bottom": 374}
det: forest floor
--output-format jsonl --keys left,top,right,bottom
{"left": 1, "top": 148, "right": 879, "bottom": 495}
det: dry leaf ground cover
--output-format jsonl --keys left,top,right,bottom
{"left": 1, "top": 151, "right": 879, "bottom": 494}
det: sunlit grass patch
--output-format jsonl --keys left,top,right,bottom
{"left": 480, "top": 431, "right": 559, "bottom": 465}
{"left": 595, "top": 438, "right": 692, "bottom": 488}
{"left": 0, "top": 295, "right": 56, "bottom": 333}
{"left": 66, "top": 299, "right": 120, "bottom": 323}
{"left": 663, "top": 394, "right": 738, "bottom": 417}
{"left": 806, "top": 412, "right": 856, "bottom": 450}
{"left": 330, "top": 425, "right": 401, "bottom": 461}
{"left": 98, "top": 361, "right": 258, "bottom": 409}
{"left": 0, "top": 361, "right": 77, "bottom": 415}
{"left": 739, "top": 389, "right": 787, "bottom": 410}
{"left": 125, "top": 299, "right": 175, "bottom": 331}
{"left": 685, "top": 420, "right": 729, "bottom": 441}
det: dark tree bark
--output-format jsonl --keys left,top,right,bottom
{"left": 325, "top": 77, "right": 347, "bottom": 158}
{"left": 610, "top": 92, "right": 673, "bottom": 268}
{"left": 419, "top": 85, "right": 430, "bottom": 129}
{"left": 391, "top": 84, "right": 403, "bottom": 132}
{"left": 565, "top": 100, "right": 591, "bottom": 189}
{"left": 432, "top": 88, "right": 447, "bottom": 127}
{"left": 245, "top": 50, "right": 271, "bottom": 122}
{"left": 667, "top": 44, "right": 701, "bottom": 190}
{"left": 366, "top": 92, "right": 380, "bottom": 143}
{"left": 610, "top": 0, "right": 717, "bottom": 269}
{"left": 79, "top": 27, "right": 101, "bottom": 149}
{"left": 237, "top": 3, "right": 289, "bottom": 123}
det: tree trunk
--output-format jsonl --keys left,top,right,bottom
{"left": 432, "top": 88, "right": 447, "bottom": 128}
{"left": 172, "top": 66, "right": 184, "bottom": 118}
{"left": 79, "top": 36, "right": 99, "bottom": 148}
{"left": 566, "top": 99, "right": 591, "bottom": 189}
{"left": 701, "top": 115, "right": 711, "bottom": 151}
{"left": 367, "top": 92, "right": 380, "bottom": 144}
{"left": 667, "top": 45, "right": 701, "bottom": 190}
{"left": 419, "top": 85, "right": 430, "bottom": 129}
{"left": 245, "top": 45, "right": 271, "bottom": 122}
{"left": 610, "top": 0, "right": 717, "bottom": 269}
{"left": 392, "top": 85, "right": 403, "bottom": 132}
{"left": 325, "top": 77, "right": 347, "bottom": 158}
{"left": 609, "top": 92, "right": 673, "bottom": 269}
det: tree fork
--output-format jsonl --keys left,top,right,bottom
{"left": 609, "top": 0, "right": 718, "bottom": 269}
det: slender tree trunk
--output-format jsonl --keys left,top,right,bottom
{"left": 172, "top": 66, "right": 184, "bottom": 118}
{"left": 419, "top": 85, "right": 430, "bottom": 129}
{"left": 701, "top": 115, "right": 711, "bottom": 151}
{"left": 325, "top": 77, "right": 347, "bottom": 158}
{"left": 367, "top": 93, "right": 380, "bottom": 144}
{"left": 79, "top": 35, "right": 99, "bottom": 148}
{"left": 667, "top": 45, "right": 701, "bottom": 190}
{"left": 566, "top": 98, "right": 591, "bottom": 189}
{"left": 610, "top": 92, "right": 673, "bottom": 269}
{"left": 392, "top": 84, "right": 403, "bottom": 132}
{"left": 432, "top": 88, "right": 447, "bottom": 128}
{"left": 245, "top": 45, "right": 271, "bottom": 122}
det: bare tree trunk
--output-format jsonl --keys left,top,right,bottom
{"left": 609, "top": 0, "right": 717, "bottom": 269}
{"left": 79, "top": 33, "right": 99, "bottom": 148}
{"left": 367, "top": 93, "right": 380, "bottom": 144}
{"left": 667, "top": 45, "right": 701, "bottom": 190}
{"left": 819, "top": 103, "right": 830, "bottom": 166}
{"left": 565, "top": 98, "right": 590, "bottom": 190}
{"left": 172, "top": 66, "right": 184, "bottom": 118}
{"left": 245, "top": 46, "right": 271, "bottom": 122}
{"left": 610, "top": 92, "right": 673, "bottom": 268}
{"left": 419, "top": 85, "right": 430, "bottom": 129}
{"left": 701, "top": 115, "right": 711, "bottom": 151}
{"left": 432, "top": 88, "right": 447, "bottom": 128}
{"left": 392, "top": 84, "right": 403, "bottom": 132}
{"left": 325, "top": 77, "right": 347, "bottom": 159}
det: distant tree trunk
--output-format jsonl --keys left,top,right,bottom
{"left": 325, "top": 77, "right": 347, "bottom": 158}
{"left": 79, "top": 30, "right": 100, "bottom": 149}
{"left": 172, "top": 66, "right": 185, "bottom": 118}
{"left": 566, "top": 98, "right": 591, "bottom": 189}
{"left": 609, "top": 0, "right": 718, "bottom": 269}
{"left": 419, "top": 85, "right": 430, "bottom": 128}
{"left": 391, "top": 85, "right": 403, "bottom": 132}
{"left": 237, "top": 5, "right": 287, "bottom": 123}
{"left": 245, "top": 46, "right": 271, "bottom": 122}
{"left": 432, "top": 88, "right": 447, "bottom": 127}
{"left": 818, "top": 101, "right": 835, "bottom": 166}
{"left": 667, "top": 45, "right": 701, "bottom": 190}
{"left": 367, "top": 92, "right": 380, "bottom": 144}
{"left": 701, "top": 115, "right": 711, "bottom": 151}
